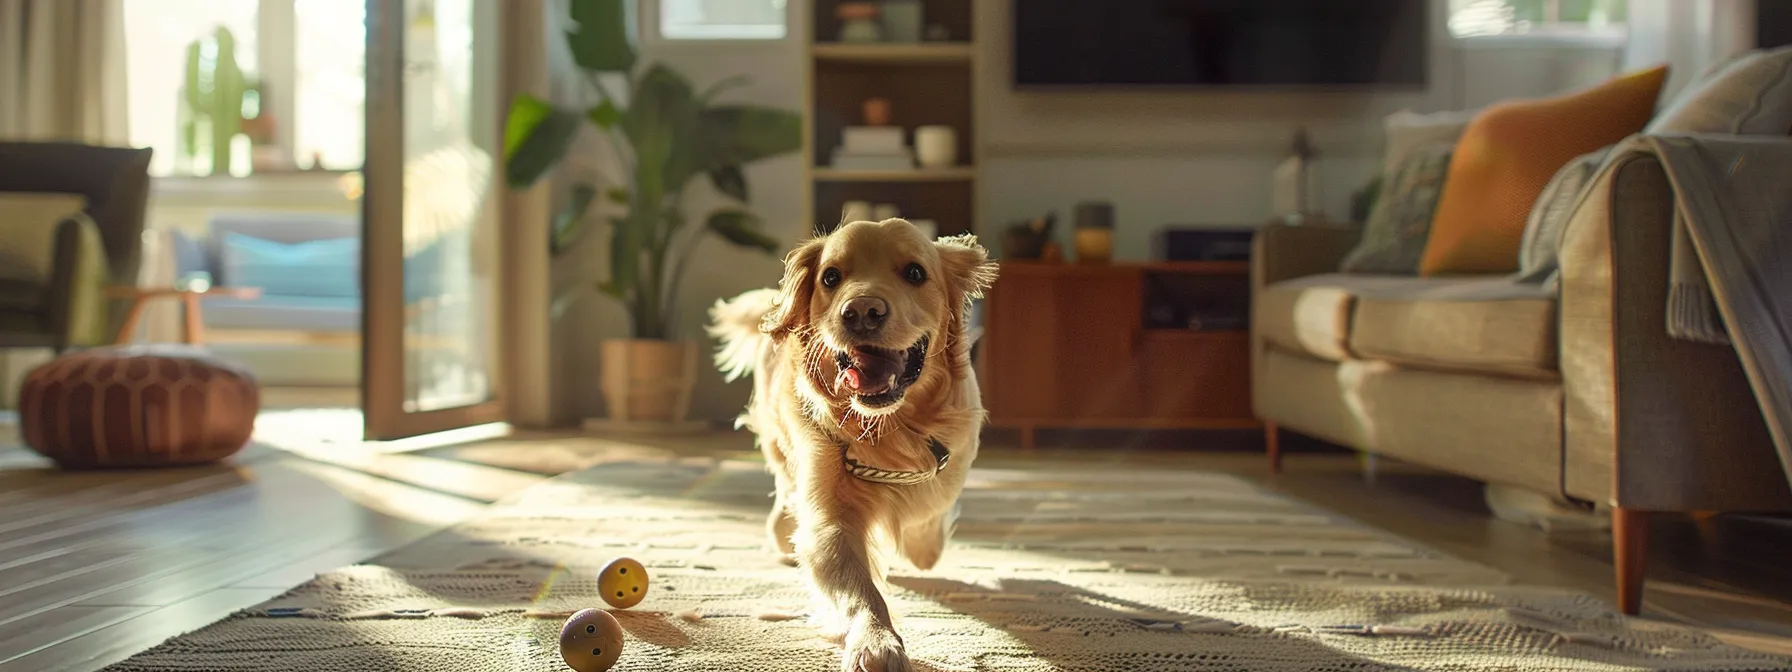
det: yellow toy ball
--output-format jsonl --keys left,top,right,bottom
{"left": 598, "top": 557, "right": 649, "bottom": 609}
{"left": 559, "top": 608, "right": 623, "bottom": 672}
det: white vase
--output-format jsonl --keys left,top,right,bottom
{"left": 872, "top": 203, "right": 901, "bottom": 221}
{"left": 914, "top": 126, "right": 957, "bottom": 169}
{"left": 840, "top": 18, "right": 882, "bottom": 43}
{"left": 841, "top": 200, "right": 873, "bottom": 223}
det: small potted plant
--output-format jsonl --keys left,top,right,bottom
{"left": 505, "top": 0, "right": 802, "bottom": 425}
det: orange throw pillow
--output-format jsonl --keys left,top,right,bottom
{"left": 1418, "top": 65, "right": 1668, "bottom": 276}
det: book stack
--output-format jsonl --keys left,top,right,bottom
{"left": 831, "top": 126, "right": 914, "bottom": 172}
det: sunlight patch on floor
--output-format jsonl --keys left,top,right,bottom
{"left": 283, "top": 459, "right": 488, "bottom": 525}
{"left": 252, "top": 408, "right": 509, "bottom": 455}
{"left": 253, "top": 408, "right": 367, "bottom": 450}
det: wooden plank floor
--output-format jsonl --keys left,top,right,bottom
{"left": 0, "top": 411, "right": 545, "bottom": 672}
{"left": 2, "top": 421, "right": 1790, "bottom": 670}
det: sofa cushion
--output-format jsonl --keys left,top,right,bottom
{"left": 219, "top": 232, "right": 360, "bottom": 298}
{"left": 1255, "top": 348, "right": 1564, "bottom": 494}
{"left": 1349, "top": 277, "right": 1557, "bottom": 378}
{"left": 1255, "top": 273, "right": 1424, "bottom": 361}
{"left": 203, "top": 295, "right": 360, "bottom": 332}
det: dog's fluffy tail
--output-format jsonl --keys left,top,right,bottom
{"left": 707, "top": 288, "right": 779, "bottom": 383}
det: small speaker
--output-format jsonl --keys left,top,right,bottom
{"left": 1152, "top": 228, "right": 1256, "bottom": 262}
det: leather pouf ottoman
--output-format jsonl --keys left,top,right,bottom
{"left": 18, "top": 345, "right": 260, "bottom": 469}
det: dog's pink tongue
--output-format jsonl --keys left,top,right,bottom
{"left": 849, "top": 347, "right": 903, "bottom": 395}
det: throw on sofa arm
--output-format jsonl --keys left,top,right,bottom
{"left": 1556, "top": 152, "right": 1792, "bottom": 514}
{"left": 46, "top": 213, "right": 112, "bottom": 349}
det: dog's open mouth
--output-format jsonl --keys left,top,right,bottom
{"left": 833, "top": 335, "right": 928, "bottom": 408}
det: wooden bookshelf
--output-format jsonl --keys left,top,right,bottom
{"left": 813, "top": 167, "right": 976, "bottom": 182}
{"left": 811, "top": 42, "right": 973, "bottom": 64}
{"left": 805, "top": 1, "right": 978, "bottom": 236}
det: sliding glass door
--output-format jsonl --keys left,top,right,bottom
{"left": 362, "top": 0, "right": 504, "bottom": 439}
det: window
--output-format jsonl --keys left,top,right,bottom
{"left": 293, "top": 0, "right": 367, "bottom": 172}
{"left": 123, "top": 0, "right": 259, "bottom": 177}
{"left": 659, "top": 0, "right": 787, "bottom": 40}
{"left": 1449, "top": 0, "right": 1629, "bottom": 39}
{"left": 124, "top": 0, "right": 366, "bottom": 177}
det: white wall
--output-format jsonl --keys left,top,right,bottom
{"left": 546, "top": 0, "right": 1625, "bottom": 424}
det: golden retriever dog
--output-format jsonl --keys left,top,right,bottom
{"left": 708, "top": 218, "right": 997, "bottom": 671}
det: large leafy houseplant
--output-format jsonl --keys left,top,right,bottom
{"left": 504, "top": 0, "right": 802, "bottom": 340}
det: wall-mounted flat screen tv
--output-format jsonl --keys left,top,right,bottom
{"left": 1013, "top": 0, "right": 1429, "bottom": 88}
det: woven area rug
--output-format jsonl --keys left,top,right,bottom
{"left": 106, "top": 454, "right": 1792, "bottom": 671}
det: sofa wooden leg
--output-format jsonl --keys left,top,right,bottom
{"left": 1613, "top": 507, "right": 1649, "bottom": 615}
{"left": 1264, "top": 422, "right": 1282, "bottom": 473}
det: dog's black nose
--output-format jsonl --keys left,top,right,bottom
{"left": 840, "top": 296, "right": 889, "bottom": 336}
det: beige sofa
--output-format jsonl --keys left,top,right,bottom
{"left": 1250, "top": 153, "right": 1792, "bottom": 615}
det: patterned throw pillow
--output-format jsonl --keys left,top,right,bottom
{"left": 1340, "top": 142, "right": 1455, "bottom": 274}
{"left": 1378, "top": 108, "right": 1477, "bottom": 179}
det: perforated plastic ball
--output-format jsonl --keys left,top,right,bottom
{"left": 598, "top": 557, "right": 649, "bottom": 609}
{"left": 559, "top": 608, "right": 623, "bottom": 672}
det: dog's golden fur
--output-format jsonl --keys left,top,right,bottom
{"left": 708, "top": 219, "right": 997, "bottom": 671}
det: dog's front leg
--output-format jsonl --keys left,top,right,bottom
{"left": 796, "top": 508, "right": 910, "bottom": 672}
{"left": 766, "top": 486, "right": 798, "bottom": 565}
{"left": 761, "top": 437, "right": 801, "bottom": 565}
{"left": 898, "top": 501, "right": 957, "bottom": 571}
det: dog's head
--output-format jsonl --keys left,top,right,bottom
{"left": 762, "top": 218, "right": 997, "bottom": 418}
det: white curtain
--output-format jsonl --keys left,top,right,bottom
{"left": 0, "top": 0, "right": 129, "bottom": 144}
{"left": 1625, "top": 0, "right": 1759, "bottom": 102}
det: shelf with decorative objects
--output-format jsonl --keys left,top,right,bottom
{"left": 810, "top": 42, "right": 973, "bottom": 64}
{"left": 805, "top": 0, "right": 977, "bottom": 236}
{"left": 812, "top": 167, "right": 975, "bottom": 183}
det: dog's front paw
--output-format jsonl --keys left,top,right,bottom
{"left": 843, "top": 625, "right": 910, "bottom": 672}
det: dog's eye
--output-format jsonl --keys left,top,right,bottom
{"left": 903, "top": 263, "right": 927, "bottom": 285}
{"left": 821, "top": 267, "right": 842, "bottom": 289}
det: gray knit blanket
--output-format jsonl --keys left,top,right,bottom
{"left": 1623, "top": 133, "right": 1792, "bottom": 485}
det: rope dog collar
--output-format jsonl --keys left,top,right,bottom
{"left": 841, "top": 437, "right": 950, "bottom": 485}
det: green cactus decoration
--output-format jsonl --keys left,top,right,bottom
{"left": 178, "top": 26, "right": 247, "bottom": 176}
{"left": 178, "top": 41, "right": 201, "bottom": 172}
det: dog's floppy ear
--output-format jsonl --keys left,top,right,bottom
{"left": 761, "top": 236, "right": 826, "bottom": 340}
{"left": 935, "top": 234, "right": 998, "bottom": 312}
